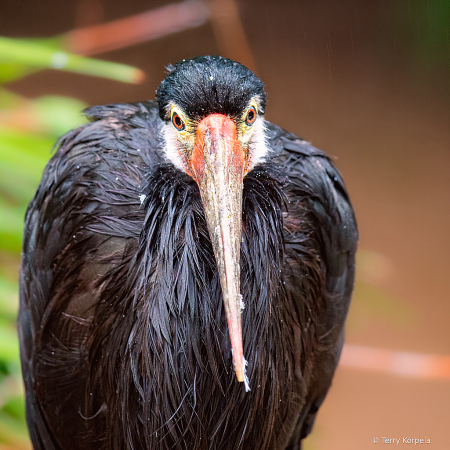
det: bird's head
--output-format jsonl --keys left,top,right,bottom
{"left": 156, "top": 56, "right": 270, "bottom": 387}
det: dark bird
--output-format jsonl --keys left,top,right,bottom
{"left": 19, "top": 55, "right": 358, "bottom": 450}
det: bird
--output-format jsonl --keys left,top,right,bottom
{"left": 18, "top": 55, "right": 358, "bottom": 450}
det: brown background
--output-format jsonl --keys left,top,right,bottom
{"left": 2, "top": 0, "right": 450, "bottom": 448}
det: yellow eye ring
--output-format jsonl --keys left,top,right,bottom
{"left": 245, "top": 107, "right": 257, "bottom": 126}
{"left": 172, "top": 113, "right": 185, "bottom": 131}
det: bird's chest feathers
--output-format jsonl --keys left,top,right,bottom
{"left": 122, "top": 165, "right": 289, "bottom": 376}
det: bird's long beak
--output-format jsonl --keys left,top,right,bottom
{"left": 189, "top": 114, "right": 246, "bottom": 383}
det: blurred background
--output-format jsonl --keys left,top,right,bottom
{"left": 0, "top": 0, "right": 449, "bottom": 448}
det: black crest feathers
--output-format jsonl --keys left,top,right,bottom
{"left": 156, "top": 56, "right": 266, "bottom": 120}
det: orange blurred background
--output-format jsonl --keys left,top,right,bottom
{"left": 1, "top": 0, "right": 449, "bottom": 448}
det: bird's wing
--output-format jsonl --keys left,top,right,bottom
{"left": 18, "top": 101, "right": 163, "bottom": 450}
{"left": 265, "top": 121, "right": 358, "bottom": 444}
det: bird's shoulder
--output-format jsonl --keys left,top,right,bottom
{"left": 265, "top": 120, "right": 358, "bottom": 268}
{"left": 22, "top": 100, "right": 164, "bottom": 248}
{"left": 19, "top": 101, "right": 165, "bottom": 344}
{"left": 84, "top": 99, "right": 159, "bottom": 123}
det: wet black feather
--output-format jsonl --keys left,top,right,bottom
{"left": 19, "top": 58, "right": 357, "bottom": 450}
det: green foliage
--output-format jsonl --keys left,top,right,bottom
{"left": 0, "top": 35, "right": 142, "bottom": 449}
{"left": 0, "top": 37, "right": 144, "bottom": 84}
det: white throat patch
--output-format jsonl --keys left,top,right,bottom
{"left": 246, "top": 117, "right": 271, "bottom": 172}
{"left": 161, "top": 122, "right": 185, "bottom": 171}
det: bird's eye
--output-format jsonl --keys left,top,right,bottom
{"left": 245, "top": 107, "right": 257, "bottom": 126}
{"left": 172, "top": 113, "right": 185, "bottom": 131}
